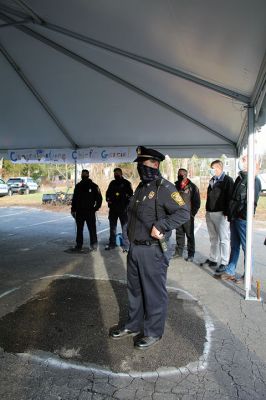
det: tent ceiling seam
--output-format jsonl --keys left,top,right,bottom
{"left": 43, "top": 22, "right": 250, "bottom": 105}
{"left": 0, "top": 11, "right": 236, "bottom": 147}
{"left": 0, "top": 40, "right": 78, "bottom": 149}
{"left": 0, "top": 2, "right": 251, "bottom": 104}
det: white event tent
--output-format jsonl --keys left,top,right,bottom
{"left": 0, "top": 0, "right": 266, "bottom": 299}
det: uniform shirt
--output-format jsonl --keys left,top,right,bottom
{"left": 71, "top": 178, "right": 102, "bottom": 214}
{"left": 106, "top": 177, "right": 133, "bottom": 212}
{"left": 127, "top": 177, "right": 190, "bottom": 242}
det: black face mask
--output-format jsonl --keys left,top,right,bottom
{"left": 137, "top": 163, "right": 161, "bottom": 183}
{"left": 177, "top": 175, "right": 184, "bottom": 182}
{"left": 114, "top": 175, "right": 122, "bottom": 180}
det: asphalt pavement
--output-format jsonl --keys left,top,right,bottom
{"left": 0, "top": 206, "right": 266, "bottom": 400}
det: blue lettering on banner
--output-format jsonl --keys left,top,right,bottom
{"left": 101, "top": 150, "right": 108, "bottom": 159}
{"left": 10, "top": 152, "right": 17, "bottom": 162}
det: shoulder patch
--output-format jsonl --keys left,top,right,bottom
{"left": 171, "top": 191, "right": 185, "bottom": 206}
{"left": 148, "top": 191, "right": 155, "bottom": 199}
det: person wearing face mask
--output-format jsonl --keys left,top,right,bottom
{"left": 215, "top": 155, "right": 261, "bottom": 280}
{"left": 71, "top": 169, "right": 102, "bottom": 252}
{"left": 202, "top": 160, "right": 234, "bottom": 270}
{"left": 109, "top": 146, "right": 190, "bottom": 349}
{"left": 173, "top": 168, "right": 201, "bottom": 261}
{"left": 105, "top": 168, "right": 133, "bottom": 251}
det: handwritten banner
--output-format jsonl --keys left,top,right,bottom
{"left": 8, "top": 147, "right": 136, "bottom": 164}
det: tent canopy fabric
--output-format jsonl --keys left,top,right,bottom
{"left": 0, "top": 0, "right": 266, "bottom": 158}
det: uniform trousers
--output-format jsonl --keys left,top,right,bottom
{"left": 76, "top": 211, "right": 97, "bottom": 248}
{"left": 108, "top": 209, "right": 129, "bottom": 250}
{"left": 175, "top": 216, "right": 195, "bottom": 257}
{"left": 206, "top": 211, "right": 230, "bottom": 265}
{"left": 125, "top": 243, "right": 169, "bottom": 337}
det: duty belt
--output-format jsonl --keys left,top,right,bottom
{"left": 133, "top": 239, "right": 159, "bottom": 246}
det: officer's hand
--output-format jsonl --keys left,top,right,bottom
{"left": 71, "top": 211, "right": 76, "bottom": 219}
{"left": 151, "top": 226, "right": 164, "bottom": 239}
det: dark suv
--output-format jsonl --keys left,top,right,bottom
{"left": 7, "top": 177, "right": 39, "bottom": 195}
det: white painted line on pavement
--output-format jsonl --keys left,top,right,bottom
{"left": 0, "top": 210, "right": 32, "bottom": 218}
{"left": 13, "top": 216, "right": 71, "bottom": 229}
{"left": 0, "top": 287, "right": 20, "bottom": 299}
{"left": 97, "top": 227, "right": 109, "bottom": 234}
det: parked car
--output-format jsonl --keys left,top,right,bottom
{"left": 0, "top": 178, "right": 10, "bottom": 197}
{"left": 7, "top": 177, "right": 39, "bottom": 195}
{"left": 258, "top": 173, "right": 266, "bottom": 194}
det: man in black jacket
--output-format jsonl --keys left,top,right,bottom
{"left": 215, "top": 155, "right": 261, "bottom": 280}
{"left": 204, "top": 160, "right": 234, "bottom": 270}
{"left": 110, "top": 146, "right": 190, "bottom": 349}
{"left": 71, "top": 169, "right": 102, "bottom": 252}
{"left": 174, "top": 168, "right": 200, "bottom": 261}
{"left": 105, "top": 168, "right": 133, "bottom": 251}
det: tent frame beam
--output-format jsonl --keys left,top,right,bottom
{"left": 0, "top": 17, "right": 32, "bottom": 28}
{"left": 0, "top": 41, "right": 78, "bottom": 149}
{"left": 0, "top": 11, "right": 236, "bottom": 148}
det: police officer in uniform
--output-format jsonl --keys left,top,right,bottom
{"left": 71, "top": 169, "right": 102, "bottom": 251}
{"left": 105, "top": 168, "right": 133, "bottom": 251}
{"left": 110, "top": 146, "right": 190, "bottom": 349}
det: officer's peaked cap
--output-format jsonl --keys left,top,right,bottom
{"left": 134, "top": 146, "right": 165, "bottom": 162}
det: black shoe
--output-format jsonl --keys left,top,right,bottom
{"left": 110, "top": 328, "right": 140, "bottom": 339}
{"left": 122, "top": 249, "right": 129, "bottom": 253}
{"left": 70, "top": 247, "right": 83, "bottom": 252}
{"left": 200, "top": 258, "right": 217, "bottom": 267}
{"left": 91, "top": 244, "right": 98, "bottom": 251}
{"left": 105, "top": 245, "right": 116, "bottom": 250}
{"left": 208, "top": 261, "right": 217, "bottom": 267}
{"left": 204, "top": 259, "right": 217, "bottom": 267}
{"left": 172, "top": 252, "right": 182, "bottom": 259}
{"left": 185, "top": 256, "right": 194, "bottom": 262}
{"left": 215, "top": 264, "right": 227, "bottom": 274}
{"left": 134, "top": 336, "right": 161, "bottom": 350}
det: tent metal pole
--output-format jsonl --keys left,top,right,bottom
{"left": 245, "top": 106, "right": 258, "bottom": 301}
{"left": 74, "top": 160, "right": 78, "bottom": 186}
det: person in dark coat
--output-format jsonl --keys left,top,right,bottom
{"left": 215, "top": 155, "right": 261, "bottom": 280}
{"left": 110, "top": 146, "right": 190, "bottom": 349}
{"left": 173, "top": 168, "right": 201, "bottom": 261}
{"left": 105, "top": 168, "right": 133, "bottom": 252}
{"left": 204, "top": 160, "right": 234, "bottom": 270}
{"left": 71, "top": 169, "right": 102, "bottom": 251}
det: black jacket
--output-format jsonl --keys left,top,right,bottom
{"left": 206, "top": 173, "right": 234, "bottom": 215}
{"left": 227, "top": 172, "right": 261, "bottom": 221}
{"left": 175, "top": 178, "right": 201, "bottom": 217}
{"left": 127, "top": 177, "right": 190, "bottom": 242}
{"left": 71, "top": 178, "right": 102, "bottom": 214}
{"left": 106, "top": 177, "right": 133, "bottom": 212}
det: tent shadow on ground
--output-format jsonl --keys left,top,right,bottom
{"left": 0, "top": 276, "right": 206, "bottom": 373}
